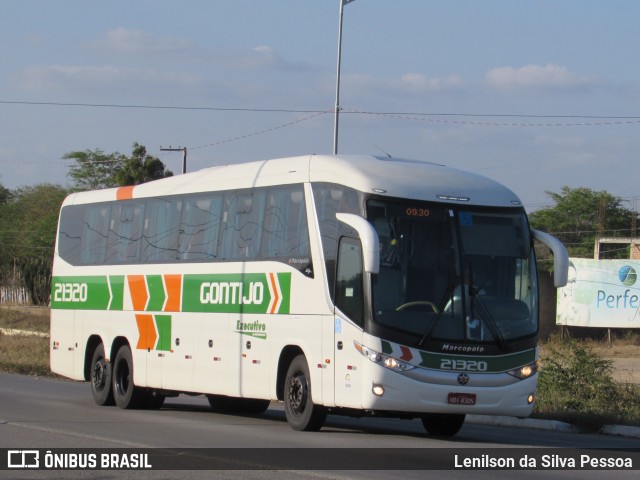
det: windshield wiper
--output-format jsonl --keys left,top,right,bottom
{"left": 418, "top": 283, "right": 454, "bottom": 347}
{"left": 471, "top": 292, "right": 509, "bottom": 352}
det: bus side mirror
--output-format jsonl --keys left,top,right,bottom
{"left": 336, "top": 213, "right": 380, "bottom": 274}
{"left": 532, "top": 229, "right": 569, "bottom": 287}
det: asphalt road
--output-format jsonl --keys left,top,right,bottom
{"left": 1, "top": 373, "right": 639, "bottom": 480}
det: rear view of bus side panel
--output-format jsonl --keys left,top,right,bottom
{"left": 50, "top": 308, "right": 81, "bottom": 380}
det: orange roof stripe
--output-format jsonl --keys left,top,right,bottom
{"left": 116, "top": 185, "right": 135, "bottom": 200}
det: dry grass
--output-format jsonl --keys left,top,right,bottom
{"left": 0, "top": 305, "right": 49, "bottom": 332}
{"left": 0, "top": 305, "right": 51, "bottom": 376}
{"left": 0, "top": 333, "right": 51, "bottom": 376}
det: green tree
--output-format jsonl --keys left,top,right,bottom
{"left": 0, "top": 182, "right": 13, "bottom": 288}
{"left": 529, "top": 187, "right": 636, "bottom": 259}
{"left": 0, "top": 183, "right": 10, "bottom": 203}
{"left": 115, "top": 142, "right": 173, "bottom": 186}
{"left": 65, "top": 143, "right": 172, "bottom": 191}
{"left": 64, "top": 148, "right": 125, "bottom": 191}
{"left": 0, "top": 184, "right": 68, "bottom": 304}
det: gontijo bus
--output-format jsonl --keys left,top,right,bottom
{"left": 50, "top": 154, "right": 568, "bottom": 436}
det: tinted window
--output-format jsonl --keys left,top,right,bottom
{"left": 56, "top": 184, "right": 311, "bottom": 273}
{"left": 335, "top": 237, "right": 364, "bottom": 326}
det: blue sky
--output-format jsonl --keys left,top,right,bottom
{"left": 1, "top": 0, "right": 639, "bottom": 211}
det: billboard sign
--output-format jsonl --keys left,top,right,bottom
{"left": 557, "top": 258, "right": 640, "bottom": 328}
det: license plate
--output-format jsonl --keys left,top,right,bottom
{"left": 447, "top": 392, "right": 476, "bottom": 405}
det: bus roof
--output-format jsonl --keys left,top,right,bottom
{"left": 62, "top": 154, "right": 522, "bottom": 208}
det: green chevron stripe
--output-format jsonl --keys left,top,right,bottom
{"left": 108, "top": 276, "right": 124, "bottom": 310}
{"left": 155, "top": 315, "right": 172, "bottom": 351}
{"left": 146, "top": 275, "right": 166, "bottom": 312}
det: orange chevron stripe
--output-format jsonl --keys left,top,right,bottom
{"left": 116, "top": 186, "right": 135, "bottom": 200}
{"left": 269, "top": 272, "right": 280, "bottom": 314}
{"left": 135, "top": 314, "right": 157, "bottom": 350}
{"left": 163, "top": 274, "right": 182, "bottom": 312}
{"left": 128, "top": 275, "right": 149, "bottom": 311}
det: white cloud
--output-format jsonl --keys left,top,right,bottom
{"left": 102, "top": 27, "right": 193, "bottom": 54}
{"left": 485, "top": 64, "right": 595, "bottom": 90}
{"left": 100, "top": 29, "right": 307, "bottom": 73}
{"left": 18, "top": 65, "right": 202, "bottom": 90}
{"left": 220, "top": 45, "right": 309, "bottom": 72}
{"left": 341, "top": 72, "right": 464, "bottom": 98}
{"left": 400, "top": 73, "right": 464, "bottom": 92}
{"left": 234, "top": 45, "right": 280, "bottom": 69}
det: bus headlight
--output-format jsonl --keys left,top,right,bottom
{"left": 507, "top": 362, "right": 538, "bottom": 380}
{"left": 354, "top": 342, "right": 415, "bottom": 372}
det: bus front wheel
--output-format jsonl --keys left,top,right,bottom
{"left": 90, "top": 343, "right": 114, "bottom": 406}
{"left": 112, "top": 345, "right": 145, "bottom": 409}
{"left": 421, "top": 413, "right": 465, "bottom": 437}
{"left": 283, "top": 355, "right": 326, "bottom": 431}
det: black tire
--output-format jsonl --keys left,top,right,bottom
{"left": 283, "top": 354, "right": 326, "bottom": 431}
{"left": 207, "top": 395, "right": 270, "bottom": 415}
{"left": 112, "top": 345, "right": 145, "bottom": 409}
{"left": 421, "top": 413, "right": 465, "bottom": 437}
{"left": 89, "top": 343, "right": 114, "bottom": 406}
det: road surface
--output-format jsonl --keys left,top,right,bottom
{"left": 1, "top": 373, "right": 638, "bottom": 479}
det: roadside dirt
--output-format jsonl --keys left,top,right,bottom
{"left": 610, "top": 358, "right": 640, "bottom": 384}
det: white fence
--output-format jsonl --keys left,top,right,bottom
{"left": 0, "top": 286, "right": 31, "bottom": 304}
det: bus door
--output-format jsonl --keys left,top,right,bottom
{"left": 333, "top": 237, "right": 365, "bottom": 408}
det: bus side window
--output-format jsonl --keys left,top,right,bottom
{"left": 335, "top": 237, "right": 364, "bottom": 327}
{"left": 106, "top": 202, "right": 145, "bottom": 263}
{"left": 261, "top": 185, "right": 310, "bottom": 259}
{"left": 142, "top": 198, "right": 182, "bottom": 262}
{"left": 221, "top": 190, "right": 266, "bottom": 260}
{"left": 179, "top": 195, "right": 222, "bottom": 260}
{"left": 81, "top": 204, "right": 110, "bottom": 265}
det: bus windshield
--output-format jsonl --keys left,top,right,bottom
{"left": 367, "top": 199, "right": 537, "bottom": 349}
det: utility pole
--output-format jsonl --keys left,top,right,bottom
{"left": 333, "top": 0, "right": 356, "bottom": 155}
{"left": 632, "top": 196, "right": 638, "bottom": 239}
{"left": 160, "top": 146, "right": 187, "bottom": 174}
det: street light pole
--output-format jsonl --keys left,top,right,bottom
{"left": 333, "top": 0, "right": 355, "bottom": 155}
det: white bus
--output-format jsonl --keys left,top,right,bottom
{"left": 50, "top": 154, "right": 568, "bottom": 436}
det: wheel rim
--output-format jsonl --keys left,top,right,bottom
{"left": 288, "top": 371, "right": 307, "bottom": 416}
{"left": 92, "top": 360, "right": 107, "bottom": 391}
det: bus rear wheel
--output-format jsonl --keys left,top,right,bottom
{"left": 90, "top": 343, "right": 114, "bottom": 406}
{"left": 421, "top": 413, "right": 465, "bottom": 437}
{"left": 112, "top": 345, "right": 145, "bottom": 409}
{"left": 283, "top": 355, "right": 326, "bottom": 431}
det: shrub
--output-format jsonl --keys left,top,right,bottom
{"left": 536, "top": 339, "right": 640, "bottom": 429}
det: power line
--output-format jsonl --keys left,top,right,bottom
{"left": 4, "top": 99, "right": 640, "bottom": 124}
{"left": 348, "top": 109, "right": 640, "bottom": 127}
{"left": 190, "top": 111, "right": 328, "bottom": 150}
{"left": 0, "top": 100, "right": 326, "bottom": 114}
